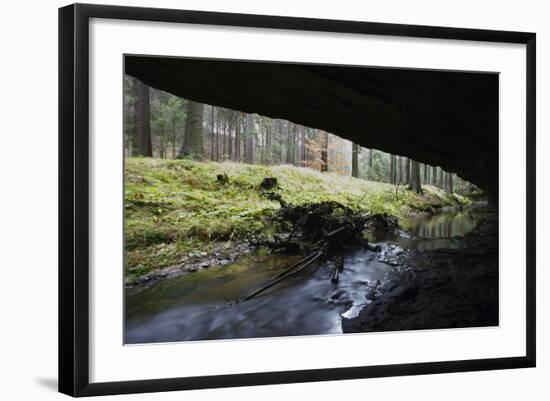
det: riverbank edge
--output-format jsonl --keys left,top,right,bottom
{"left": 125, "top": 199, "right": 476, "bottom": 288}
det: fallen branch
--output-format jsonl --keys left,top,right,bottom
{"left": 331, "top": 267, "right": 340, "bottom": 283}
{"left": 241, "top": 251, "right": 323, "bottom": 301}
{"left": 330, "top": 256, "right": 344, "bottom": 283}
{"left": 270, "top": 252, "right": 321, "bottom": 281}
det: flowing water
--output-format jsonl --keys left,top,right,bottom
{"left": 125, "top": 207, "right": 483, "bottom": 344}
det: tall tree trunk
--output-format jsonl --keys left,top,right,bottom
{"left": 210, "top": 106, "right": 215, "bottom": 160}
{"left": 172, "top": 115, "right": 177, "bottom": 159}
{"left": 320, "top": 131, "right": 329, "bottom": 172}
{"left": 405, "top": 158, "right": 411, "bottom": 184}
{"left": 424, "top": 164, "right": 428, "bottom": 184}
{"left": 214, "top": 121, "right": 219, "bottom": 161}
{"left": 286, "top": 122, "right": 293, "bottom": 164}
{"left": 369, "top": 149, "right": 373, "bottom": 168}
{"left": 227, "top": 118, "right": 233, "bottom": 160}
{"left": 245, "top": 114, "right": 254, "bottom": 164}
{"left": 159, "top": 126, "right": 166, "bottom": 158}
{"left": 351, "top": 142, "right": 359, "bottom": 178}
{"left": 390, "top": 155, "right": 396, "bottom": 184}
{"left": 265, "top": 124, "right": 272, "bottom": 165}
{"left": 234, "top": 113, "right": 241, "bottom": 162}
{"left": 432, "top": 166, "right": 437, "bottom": 185}
{"left": 178, "top": 100, "right": 204, "bottom": 158}
{"left": 293, "top": 125, "right": 299, "bottom": 166}
{"left": 135, "top": 79, "right": 153, "bottom": 157}
{"left": 221, "top": 121, "right": 227, "bottom": 160}
{"left": 439, "top": 168, "right": 444, "bottom": 187}
{"left": 448, "top": 173, "right": 454, "bottom": 193}
{"left": 299, "top": 127, "right": 306, "bottom": 166}
{"left": 408, "top": 160, "right": 422, "bottom": 193}
{"left": 127, "top": 78, "right": 139, "bottom": 157}
{"left": 278, "top": 121, "right": 284, "bottom": 164}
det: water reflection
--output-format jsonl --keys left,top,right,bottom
{"left": 367, "top": 208, "right": 480, "bottom": 251}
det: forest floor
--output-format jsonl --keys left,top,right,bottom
{"left": 125, "top": 157, "right": 470, "bottom": 284}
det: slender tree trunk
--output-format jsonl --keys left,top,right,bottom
{"left": 127, "top": 78, "right": 139, "bottom": 157}
{"left": 292, "top": 124, "right": 298, "bottom": 166}
{"left": 448, "top": 173, "right": 454, "bottom": 193}
{"left": 178, "top": 100, "right": 204, "bottom": 158}
{"left": 286, "top": 122, "right": 293, "bottom": 164}
{"left": 265, "top": 124, "right": 272, "bottom": 165}
{"left": 369, "top": 149, "right": 373, "bottom": 168}
{"left": 160, "top": 126, "right": 166, "bottom": 158}
{"left": 172, "top": 115, "right": 177, "bottom": 159}
{"left": 214, "top": 120, "right": 219, "bottom": 161}
{"left": 390, "top": 155, "right": 396, "bottom": 184}
{"left": 299, "top": 127, "right": 306, "bottom": 166}
{"left": 405, "top": 158, "right": 411, "bottom": 185}
{"left": 227, "top": 118, "right": 233, "bottom": 160}
{"left": 278, "top": 121, "right": 284, "bottom": 164}
{"left": 221, "top": 121, "right": 227, "bottom": 160}
{"left": 424, "top": 164, "right": 429, "bottom": 184}
{"left": 234, "top": 113, "right": 241, "bottom": 162}
{"left": 320, "top": 131, "right": 329, "bottom": 172}
{"left": 245, "top": 114, "right": 254, "bottom": 164}
{"left": 210, "top": 106, "right": 215, "bottom": 160}
{"left": 351, "top": 142, "right": 359, "bottom": 178}
{"left": 409, "top": 160, "right": 422, "bottom": 193}
{"left": 432, "top": 166, "right": 437, "bottom": 185}
{"left": 135, "top": 79, "right": 153, "bottom": 157}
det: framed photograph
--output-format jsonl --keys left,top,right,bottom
{"left": 59, "top": 3, "right": 536, "bottom": 397}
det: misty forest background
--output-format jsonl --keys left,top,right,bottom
{"left": 124, "top": 76, "right": 473, "bottom": 194}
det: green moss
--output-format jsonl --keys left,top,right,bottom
{"left": 124, "top": 158, "right": 469, "bottom": 278}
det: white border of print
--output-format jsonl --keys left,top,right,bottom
{"left": 89, "top": 18, "right": 526, "bottom": 383}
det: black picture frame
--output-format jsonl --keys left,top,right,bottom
{"left": 59, "top": 3, "right": 536, "bottom": 397}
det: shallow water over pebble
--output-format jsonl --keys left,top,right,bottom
{"left": 125, "top": 207, "right": 483, "bottom": 344}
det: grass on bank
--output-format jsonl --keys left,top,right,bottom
{"left": 125, "top": 157, "right": 469, "bottom": 279}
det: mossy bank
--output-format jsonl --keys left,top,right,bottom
{"left": 125, "top": 158, "right": 470, "bottom": 282}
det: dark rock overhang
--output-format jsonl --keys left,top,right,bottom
{"left": 125, "top": 55, "right": 499, "bottom": 199}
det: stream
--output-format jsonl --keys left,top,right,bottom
{"left": 125, "top": 206, "right": 485, "bottom": 344}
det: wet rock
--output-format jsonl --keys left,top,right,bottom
{"left": 342, "top": 216, "right": 499, "bottom": 333}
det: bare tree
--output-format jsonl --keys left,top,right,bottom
{"left": 135, "top": 79, "right": 153, "bottom": 157}
{"left": 178, "top": 100, "right": 204, "bottom": 158}
{"left": 320, "top": 131, "right": 329, "bottom": 172}
{"left": 409, "top": 160, "right": 422, "bottom": 194}
{"left": 351, "top": 142, "right": 359, "bottom": 178}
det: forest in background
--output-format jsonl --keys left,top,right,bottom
{"left": 124, "top": 76, "right": 475, "bottom": 195}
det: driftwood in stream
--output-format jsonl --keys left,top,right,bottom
{"left": 241, "top": 251, "right": 324, "bottom": 301}
{"left": 267, "top": 201, "right": 398, "bottom": 254}
{"left": 330, "top": 256, "right": 344, "bottom": 283}
{"left": 239, "top": 201, "right": 399, "bottom": 302}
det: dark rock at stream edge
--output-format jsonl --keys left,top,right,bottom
{"left": 342, "top": 213, "right": 499, "bottom": 333}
